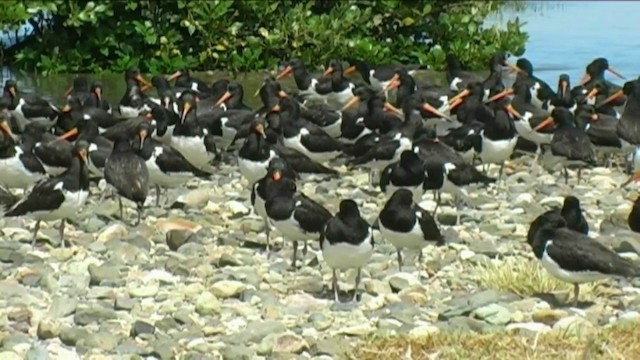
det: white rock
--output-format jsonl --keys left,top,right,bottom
{"left": 506, "top": 322, "right": 551, "bottom": 333}
{"left": 618, "top": 311, "right": 640, "bottom": 322}
{"left": 552, "top": 315, "right": 596, "bottom": 336}
{"left": 459, "top": 249, "right": 476, "bottom": 260}
{"left": 97, "top": 223, "right": 128, "bottom": 242}
{"left": 514, "top": 193, "right": 534, "bottom": 204}
{"left": 0, "top": 351, "right": 21, "bottom": 360}
{"left": 409, "top": 324, "right": 440, "bottom": 338}
{"left": 227, "top": 200, "right": 249, "bottom": 216}
{"left": 142, "top": 269, "right": 179, "bottom": 284}
{"left": 211, "top": 280, "right": 246, "bottom": 298}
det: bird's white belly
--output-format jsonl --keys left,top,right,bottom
{"left": 253, "top": 194, "right": 267, "bottom": 220}
{"left": 119, "top": 105, "right": 146, "bottom": 119}
{"left": 238, "top": 152, "right": 276, "bottom": 184}
{"left": 282, "top": 135, "right": 339, "bottom": 163}
{"left": 271, "top": 213, "right": 311, "bottom": 241}
{"left": 217, "top": 118, "right": 238, "bottom": 150}
{"left": 541, "top": 249, "right": 609, "bottom": 284}
{"left": 322, "top": 118, "right": 343, "bottom": 139}
{"left": 32, "top": 189, "right": 89, "bottom": 221}
{"left": 146, "top": 158, "right": 192, "bottom": 187}
{"left": 379, "top": 220, "right": 425, "bottom": 250}
{"left": 153, "top": 125, "right": 175, "bottom": 145}
{"left": 480, "top": 135, "right": 518, "bottom": 164}
{"left": 328, "top": 86, "right": 355, "bottom": 108}
{"left": 322, "top": 239, "right": 374, "bottom": 270}
{"left": 0, "top": 154, "right": 45, "bottom": 189}
{"left": 515, "top": 120, "right": 553, "bottom": 146}
{"left": 170, "top": 136, "right": 212, "bottom": 169}
{"left": 342, "top": 126, "right": 372, "bottom": 144}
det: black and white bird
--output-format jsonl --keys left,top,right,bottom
{"left": 238, "top": 117, "right": 277, "bottom": 184}
{"left": 0, "top": 117, "right": 46, "bottom": 189}
{"left": 527, "top": 212, "right": 640, "bottom": 306}
{"left": 3, "top": 79, "right": 60, "bottom": 131}
{"left": 378, "top": 189, "right": 444, "bottom": 271}
{"left": 171, "top": 90, "right": 218, "bottom": 169}
{"left": 119, "top": 67, "right": 152, "bottom": 118}
{"left": 534, "top": 107, "right": 597, "bottom": 184}
{"left": 2, "top": 140, "right": 90, "bottom": 248}
{"left": 104, "top": 133, "right": 149, "bottom": 225}
{"left": 251, "top": 158, "right": 298, "bottom": 253}
{"left": 132, "top": 121, "right": 211, "bottom": 206}
{"left": 265, "top": 176, "right": 332, "bottom": 268}
{"left": 538, "top": 195, "right": 589, "bottom": 235}
{"left": 379, "top": 150, "right": 426, "bottom": 202}
{"left": 320, "top": 199, "right": 374, "bottom": 302}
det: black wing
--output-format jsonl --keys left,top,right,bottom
{"left": 155, "top": 145, "right": 201, "bottom": 173}
{"left": 415, "top": 205, "right": 444, "bottom": 244}
{"left": 350, "top": 139, "right": 399, "bottom": 164}
{"left": 5, "top": 178, "right": 65, "bottom": 215}
{"left": 321, "top": 215, "right": 372, "bottom": 247}
{"left": 379, "top": 163, "right": 393, "bottom": 192}
{"left": 293, "top": 194, "right": 332, "bottom": 234}
{"left": 586, "top": 117, "right": 621, "bottom": 148}
{"left": 546, "top": 228, "right": 640, "bottom": 277}
{"left": 550, "top": 128, "right": 596, "bottom": 163}
{"left": 300, "top": 132, "right": 342, "bottom": 153}
{"left": 104, "top": 154, "right": 149, "bottom": 201}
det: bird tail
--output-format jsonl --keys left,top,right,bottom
{"left": 371, "top": 216, "right": 380, "bottom": 230}
{"left": 291, "top": 160, "right": 338, "bottom": 176}
{"left": 448, "top": 164, "right": 496, "bottom": 186}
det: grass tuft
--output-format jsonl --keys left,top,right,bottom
{"left": 470, "top": 256, "right": 599, "bottom": 298}
{"left": 352, "top": 320, "right": 640, "bottom": 360}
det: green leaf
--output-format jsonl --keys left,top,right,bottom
{"left": 402, "top": 17, "right": 415, "bottom": 26}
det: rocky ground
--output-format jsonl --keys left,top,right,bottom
{"left": 1, "top": 156, "right": 640, "bottom": 360}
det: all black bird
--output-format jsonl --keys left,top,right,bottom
{"left": 320, "top": 199, "right": 374, "bottom": 302}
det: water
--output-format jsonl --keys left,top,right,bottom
{"left": 4, "top": 0, "right": 640, "bottom": 105}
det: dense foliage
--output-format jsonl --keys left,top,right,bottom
{"left": 0, "top": 0, "right": 528, "bottom": 74}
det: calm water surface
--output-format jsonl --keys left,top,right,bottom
{"left": 4, "top": 0, "right": 640, "bottom": 108}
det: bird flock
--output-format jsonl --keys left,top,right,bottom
{"left": 1, "top": 53, "right": 640, "bottom": 304}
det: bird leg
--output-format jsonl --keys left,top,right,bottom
{"left": 264, "top": 220, "right": 271, "bottom": 257}
{"left": 418, "top": 249, "right": 424, "bottom": 264}
{"left": 455, "top": 196, "right": 463, "bottom": 225}
{"left": 134, "top": 202, "right": 144, "bottom": 227}
{"left": 577, "top": 168, "right": 583, "bottom": 184}
{"left": 59, "top": 219, "right": 66, "bottom": 249}
{"left": 332, "top": 268, "right": 340, "bottom": 302}
{"left": 433, "top": 191, "right": 442, "bottom": 216}
{"left": 291, "top": 240, "right": 298, "bottom": 268}
{"left": 353, "top": 267, "right": 362, "bottom": 302}
{"left": 573, "top": 284, "right": 580, "bottom": 307}
{"left": 563, "top": 167, "right": 569, "bottom": 185}
{"left": 31, "top": 220, "right": 41, "bottom": 247}
{"left": 155, "top": 185, "right": 162, "bottom": 207}
{"left": 397, "top": 249, "right": 403, "bottom": 272}
{"left": 498, "top": 162, "right": 505, "bottom": 185}
{"left": 118, "top": 196, "right": 124, "bottom": 220}
{"left": 302, "top": 241, "right": 308, "bottom": 256}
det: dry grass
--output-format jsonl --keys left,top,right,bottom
{"left": 352, "top": 320, "right": 640, "bottom": 360}
{"left": 470, "top": 256, "right": 600, "bottom": 299}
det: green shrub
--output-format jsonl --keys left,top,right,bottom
{"left": 0, "top": 0, "right": 528, "bottom": 74}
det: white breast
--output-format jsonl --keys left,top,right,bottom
{"left": 540, "top": 241, "right": 609, "bottom": 284}
{"left": 322, "top": 228, "right": 374, "bottom": 270}
{"left": 379, "top": 215, "right": 426, "bottom": 250}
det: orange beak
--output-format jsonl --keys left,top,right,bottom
{"left": 607, "top": 67, "right": 625, "bottom": 80}
{"left": 272, "top": 170, "right": 282, "bottom": 181}
{"left": 0, "top": 120, "right": 18, "bottom": 142}
{"left": 621, "top": 170, "right": 640, "bottom": 188}
{"left": 341, "top": 96, "right": 360, "bottom": 112}
{"left": 276, "top": 66, "right": 293, "bottom": 80}
{"left": 343, "top": 66, "right": 357, "bottom": 77}
{"left": 64, "top": 86, "right": 73, "bottom": 97}
{"left": 448, "top": 88, "right": 470, "bottom": 105}
{"left": 8, "top": 87, "right": 15, "bottom": 98}
{"left": 486, "top": 88, "right": 514, "bottom": 103}
{"left": 322, "top": 66, "right": 334, "bottom": 77}
{"left": 215, "top": 91, "right": 232, "bottom": 107}
{"left": 77, "top": 149, "right": 88, "bottom": 163}
{"left": 255, "top": 124, "right": 266, "bottom": 138}
{"left": 578, "top": 74, "right": 591, "bottom": 87}
{"left": 61, "top": 104, "right": 72, "bottom": 113}
{"left": 447, "top": 98, "right": 463, "bottom": 111}
{"left": 140, "top": 84, "right": 153, "bottom": 93}
{"left": 181, "top": 102, "right": 192, "bottom": 123}
{"left": 138, "top": 129, "right": 148, "bottom": 149}
{"left": 584, "top": 87, "right": 599, "bottom": 101}
{"left": 144, "top": 112, "right": 153, "bottom": 120}
{"left": 504, "top": 104, "right": 522, "bottom": 118}
{"left": 167, "top": 71, "right": 183, "bottom": 82}
{"left": 94, "top": 87, "right": 102, "bottom": 102}
{"left": 271, "top": 104, "right": 281, "bottom": 113}
{"left": 597, "top": 89, "right": 624, "bottom": 108}
{"left": 162, "top": 96, "right": 171, "bottom": 109}
{"left": 590, "top": 113, "right": 599, "bottom": 122}
{"left": 384, "top": 79, "right": 401, "bottom": 92}
{"left": 422, "top": 102, "right": 452, "bottom": 120}
{"left": 58, "top": 127, "right": 79, "bottom": 141}
{"left": 532, "top": 116, "right": 554, "bottom": 132}
{"left": 135, "top": 74, "right": 151, "bottom": 87}
{"left": 278, "top": 90, "right": 287, "bottom": 99}
{"left": 560, "top": 81, "right": 568, "bottom": 98}
{"left": 383, "top": 102, "right": 403, "bottom": 117}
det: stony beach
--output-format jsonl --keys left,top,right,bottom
{"left": 1, "top": 155, "right": 640, "bottom": 360}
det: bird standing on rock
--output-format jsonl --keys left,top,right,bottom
{"left": 2, "top": 140, "right": 91, "bottom": 248}
{"left": 320, "top": 199, "right": 374, "bottom": 302}
{"left": 104, "top": 132, "right": 149, "bottom": 225}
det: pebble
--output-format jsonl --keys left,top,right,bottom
{"left": 211, "top": 280, "right": 247, "bottom": 298}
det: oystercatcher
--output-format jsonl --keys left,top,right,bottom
{"left": 119, "top": 67, "right": 152, "bottom": 118}
{"left": 539, "top": 195, "right": 589, "bottom": 235}
{"left": 475, "top": 97, "right": 519, "bottom": 182}
{"left": 343, "top": 59, "right": 420, "bottom": 92}
{"left": 379, "top": 150, "right": 426, "bottom": 201}
{"left": 320, "top": 199, "right": 374, "bottom": 302}
{"left": 0, "top": 117, "right": 46, "bottom": 189}
{"left": 132, "top": 121, "right": 211, "bottom": 206}
{"left": 2, "top": 141, "right": 90, "bottom": 248}
{"left": 86, "top": 80, "right": 112, "bottom": 114}
{"left": 238, "top": 117, "right": 277, "bottom": 184}
{"left": 276, "top": 58, "right": 332, "bottom": 104}
{"left": 534, "top": 107, "right": 597, "bottom": 184}
{"left": 104, "top": 133, "right": 149, "bottom": 225}
{"left": 171, "top": 91, "right": 217, "bottom": 169}
{"left": 527, "top": 211, "right": 640, "bottom": 306}
{"left": 251, "top": 158, "right": 298, "bottom": 253}
{"left": 378, "top": 189, "right": 444, "bottom": 271}
{"left": 3, "top": 79, "right": 60, "bottom": 131}
{"left": 264, "top": 176, "right": 332, "bottom": 268}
